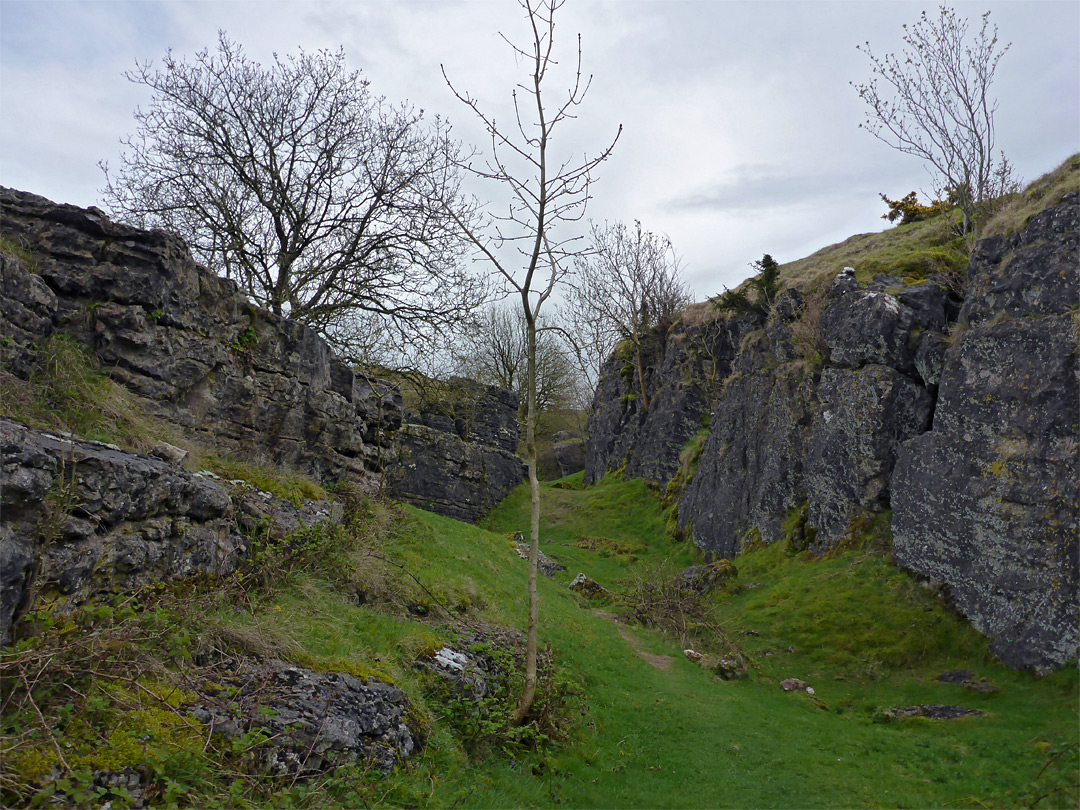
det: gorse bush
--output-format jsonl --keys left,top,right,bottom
{"left": 879, "top": 191, "right": 951, "bottom": 225}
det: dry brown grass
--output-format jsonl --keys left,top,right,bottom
{"left": 982, "top": 153, "right": 1080, "bottom": 239}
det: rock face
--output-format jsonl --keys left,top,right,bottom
{"left": 0, "top": 419, "right": 236, "bottom": 643}
{"left": 678, "top": 270, "right": 956, "bottom": 558}
{"left": 891, "top": 194, "right": 1079, "bottom": 673}
{"left": 584, "top": 311, "right": 746, "bottom": 485}
{"left": 678, "top": 329, "right": 817, "bottom": 557}
{"left": 551, "top": 431, "right": 586, "bottom": 478}
{"left": 192, "top": 659, "right": 417, "bottom": 774}
{"left": 0, "top": 418, "right": 344, "bottom": 645}
{"left": 385, "top": 380, "right": 526, "bottom": 523}
{"left": 0, "top": 186, "right": 401, "bottom": 492}
{"left": 586, "top": 191, "right": 1078, "bottom": 672}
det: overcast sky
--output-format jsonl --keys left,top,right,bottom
{"left": 2, "top": 0, "right": 1077, "bottom": 297}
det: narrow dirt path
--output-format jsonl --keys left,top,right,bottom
{"left": 593, "top": 609, "right": 675, "bottom": 671}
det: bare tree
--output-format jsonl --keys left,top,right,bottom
{"left": 853, "top": 6, "right": 1018, "bottom": 251}
{"left": 455, "top": 304, "right": 578, "bottom": 416}
{"left": 444, "top": 0, "right": 619, "bottom": 721}
{"left": 100, "top": 32, "right": 487, "bottom": 365}
{"left": 568, "top": 220, "right": 690, "bottom": 412}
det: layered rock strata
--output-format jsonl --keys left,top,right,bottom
{"left": 0, "top": 418, "right": 337, "bottom": 645}
{"left": 0, "top": 186, "right": 401, "bottom": 492}
{"left": 386, "top": 381, "right": 526, "bottom": 523}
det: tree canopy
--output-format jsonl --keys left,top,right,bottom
{"left": 101, "top": 32, "right": 487, "bottom": 366}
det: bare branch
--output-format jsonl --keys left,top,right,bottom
{"left": 101, "top": 33, "right": 490, "bottom": 367}
{"left": 853, "top": 6, "right": 1018, "bottom": 251}
{"left": 443, "top": 0, "right": 619, "bottom": 724}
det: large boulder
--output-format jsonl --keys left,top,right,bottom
{"left": 0, "top": 419, "right": 245, "bottom": 643}
{"left": 552, "top": 432, "right": 586, "bottom": 477}
{"left": 191, "top": 658, "right": 417, "bottom": 774}
{"left": 892, "top": 193, "right": 1079, "bottom": 673}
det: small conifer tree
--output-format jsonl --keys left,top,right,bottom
{"left": 714, "top": 254, "right": 781, "bottom": 318}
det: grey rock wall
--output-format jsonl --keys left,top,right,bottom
{"left": 891, "top": 194, "right": 1079, "bottom": 673}
{"left": 1, "top": 419, "right": 235, "bottom": 643}
{"left": 584, "top": 313, "right": 746, "bottom": 486}
{"left": 677, "top": 331, "right": 816, "bottom": 557}
{"left": 587, "top": 191, "right": 1078, "bottom": 671}
{"left": 0, "top": 418, "right": 346, "bottom": 645}
{"left": 386, "top": 381, "right": 526, "bottom": 523}
{"left": 0, "top": 186, "right": 401, "bottom": 492}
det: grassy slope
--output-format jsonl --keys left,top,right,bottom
{"left": 386, "top": 477, "right": 1076, "bottom": 809}
{"left": 4, "top": 461, "right": 1075, "bottom": 807}
{"left": 777, "top": 154, "right": 1079, "bottom": 291}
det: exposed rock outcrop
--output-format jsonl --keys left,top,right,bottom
{"left": 0, "top": 418, "right": 341, "bottom": 645}
{"left": 677, "top": 330, "right": 816, "bottom": 557}
{"left": 385, "top": 380, "right": 526, "bottom": 523}
{"left": 586, "top": 189, "right": 1078, "bottom": 672}
{"left": 551, "top": 430, "right": 586, "bottom": 478}
{"left": 584, "top": 311, "right": 747, "bottom": 485}
{"left": 0, "top": 186, "right": 401, "bottom": 492}
{"left": 191, "top": 659, "right": 417, "bottom": 775}
{"left": 891, "top": 193, "right": 1079, "bottom": 673}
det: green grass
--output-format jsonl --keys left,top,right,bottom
{"left": 0, "top": 332, "right": 158, "bottom": 448}
{"left": 778, "top": 212, "right": 967, "bottom": 289}
{"left": 5, "top": 470, "right": 1076, "bottom": 808}
{"left": 483, "top": 472, "right": 697, "bottom": 586}
{"left": 191, "top": 451, "right": 327, "bottom": 504}
{"left": 217, "top": 478, "right": 1080, "bottom": 807}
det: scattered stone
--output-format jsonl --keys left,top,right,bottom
{"left": 416, "top": 647, "right": 489, "bottom": 699}
{"left": 880, "top": 704, "right": 986, "bottom": 721}
{"left": 934, "top": 669, "right": 975, "bottom": 683}
{"left": 510, "top": 532, "right": 567, "bottom": 578}
{"left": 569, "top": 573, "right": 611, "bottom": 600}
{"left": 684, "top": 649, "right": 703, "bottom": 662}
{"left": 678, "top": 559, "right": 738, "bottom": 592}
{"left": 192, "top": 658, "right": 417, "bottom": 775}
{"left": 150, "top": 440, "right": 189, "bottom": 464}
{"left": 934, "top": 670, "right": 999, "bottom": 694}
{"left": 781, "top": 678, "right": 809, "bottom": 692}
{"left": 700, "top": 652, "right": 748, "bottom": 680}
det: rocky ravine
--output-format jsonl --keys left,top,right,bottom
{"left": 585, "top": 193, "right": 1078, "bottom": 674}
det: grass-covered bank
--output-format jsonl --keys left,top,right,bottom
{"left": 3, "top": 468, "right": 1077, "bottom": 807}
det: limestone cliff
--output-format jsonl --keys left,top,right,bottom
{"left": 387, "top": 380, "right": 526, "bottom": 523}
{"left": 0, "top": 187, "right": 525, "bottom": 526}
{"left": 1, "top": 186, "right": 401, "bottom": 492}
{"left": 585, "top": 191, "right": 1078, "bottom": 673}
